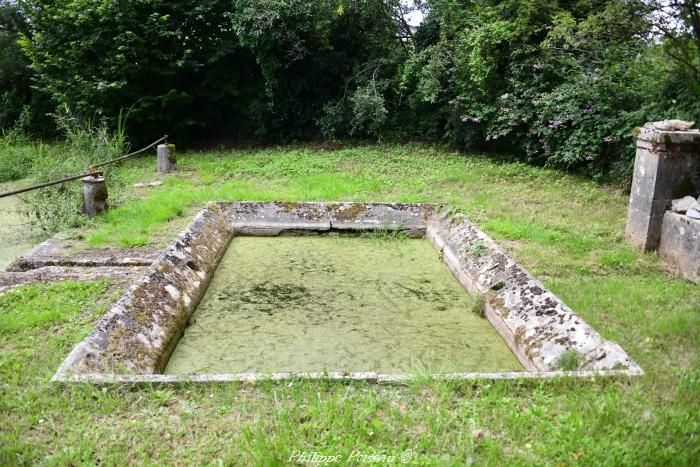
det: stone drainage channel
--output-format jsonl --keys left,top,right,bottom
{"left": 0, "top": 238, "right": 156, "bottom": 294}
{"left": 15, "top": 201, "right": 641, "bottom": 384}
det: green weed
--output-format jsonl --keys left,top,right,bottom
{"left": 557, "top": 349, "right": 583, "bottom": 371}
{"left": 470, "top": 292, "right": 487, "bottom": 318}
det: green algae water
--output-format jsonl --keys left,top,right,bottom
{"left": 165, "top": 236, "right": 522, "bottom": 374}
{"left": 0, "top": 181, "right": 45, "bottom": 270}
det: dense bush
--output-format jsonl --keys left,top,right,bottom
{"left": 0, "top": 2, "right": 52, "bottom": 134}
{"left": 18, "top": 0, "right": 404, "bottom": 144}
{"left": 393, "top": 0, "right": 700, "bottom": 178}
{"left": 2, "top": 0, "right": 699, "bottom": 179}
{"left": 0, "top": 2, "right": 30, "bottom": 130}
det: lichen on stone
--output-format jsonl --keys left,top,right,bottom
{"left": 334, "top": 203, "right": 367, "bottom": 220}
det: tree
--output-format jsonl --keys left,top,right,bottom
{"left": 20, "top": 0, "right": 406, "bottom": 143}
{"left": 643, "top": 0, "right": 700, "bottom": 89}
{"left": 0, "top": 1, "right": 31, "bottom": 129}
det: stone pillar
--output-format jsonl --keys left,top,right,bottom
{"left": 157, "top": 144, "right": 177, "bottom": 173}
{"left": 625, "top": 121, "right": 700, "bottom": 251}
{"left": 82, "top": 175, "right": 108, "bottom": 216}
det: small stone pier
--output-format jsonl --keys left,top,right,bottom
{"left": 625, "top": 120, "right": 700, "bottom": 282}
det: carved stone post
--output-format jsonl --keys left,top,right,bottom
{"left": 82, "top": 174, "right": 108, "bottom": 216}
{"left": 157, "top": 144, "right": 177, "bottom": 173}
{"left": 625, "top": 121, "right": 700, "bottom": 251}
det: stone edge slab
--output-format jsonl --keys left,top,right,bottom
{"left": 426, "top": 210, "right": 642, "bottom": 374}
{"left": 328, "top": 202, "right": 432, "bottom": 233}
{"left": 637, "top": 126, "right": 700, "bottom": 150}
{"left": 221, "top": 201, "right": 433, "bottom": 236}
{"left": 53, "top": 202, "right": 234, "bottom": 379}
{"left": 6, "top": 238, "right": 158, "bottom": 272}
{"left": 0, "top": 266, "right": 145, "bottom": 294}
{"left": 53, "top": 368, "right": 643, "bottom": 385}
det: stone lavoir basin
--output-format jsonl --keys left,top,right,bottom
{"left": 164, "top": 236, "right": 522, "bottom": 375}
{"left": 53, "top": 202, "right": 642, "bottom": 383}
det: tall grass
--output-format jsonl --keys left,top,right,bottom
{"left": 17, "top": 114, "right": 128, "bottom": 233}
{"left": 0, "top": 110, "right": 36, "bottom": 183}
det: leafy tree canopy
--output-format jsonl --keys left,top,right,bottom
{"left": 1, "top": 0, "right": 698, "bottom": 178}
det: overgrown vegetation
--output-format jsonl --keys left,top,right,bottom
{"left": 0, "top": 115, "right": 127, "bottom": 233}
{"left": 557, "top": 349, "right": 583, "bottom": 371}
{"left": 396, "top": 0, "right": 700, "bottom": 177}
{"left": 1, "top": 148, "right": 698, "bottom": 464}
{"left": 20, "top": 117, "right": 126, "bottom": 232}
{"left": 470, "top": 292, "right": 486, "bottom": 319}
{"left": 15, "top": 0, "right": 402, "bottom": 144}
{"left": 0, "top": 120, "right": 34, "bottom": 183}
{"left": 0, "top": 2, "right": 51, "bottom": 133}
{"left": 0, "top": 0, "right": 697, "bottom": 178}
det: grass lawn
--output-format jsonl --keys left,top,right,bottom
{"left": 1, "top": 143, "right": 698, "bottom": 465}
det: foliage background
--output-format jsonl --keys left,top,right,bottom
{"left": 1, "top": 0, "right": 699, "bottom": 179}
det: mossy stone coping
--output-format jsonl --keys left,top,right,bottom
{"left": 53, "top": 202, "right": 642, "bottom": 383}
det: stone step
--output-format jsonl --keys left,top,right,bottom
{"left": 0, "top": 266, "right": 146, "bottom": 293}
{"left": 6, "top": 238, "right": 158, "bottom": 272}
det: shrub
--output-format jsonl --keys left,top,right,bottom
{"left": 0, "top": 134, "right": 33, "bottom": 183}
{"left": 0, "top": 107, "right": 36, "bottom": 182}
{"left": 20, "top": 0, "right": 404, "bottom": 144}
{"left": 19, "top": 117, "right": 126, "bottom": 233}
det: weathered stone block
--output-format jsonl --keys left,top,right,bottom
{"left": 659, "top": 212, "right": 700, "bottom": 283}
{"left": 6, "top": 238, "right": 157, "bottom": 272}
{"left": 157, "top": 144, "right": 177, "bottom": 173}
{"left": 82, "top": 175, "right": 108, "bottom": 216}
{"left": 328, "top": 202, "right": 432, "bottom": 234}
{"left": 224, "top": 201, "right": 331, "bottom": 233}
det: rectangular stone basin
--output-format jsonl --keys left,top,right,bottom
{"left": 53, "top": 202, "right": 642, "bottom": 383}
{"left": 164, "top": 236, "right": 522, "bottom": 374}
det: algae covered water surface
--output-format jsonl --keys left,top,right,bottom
{"left": 165, "top": 236, "right": 522, "bottom": 374}
{"left": 0, "top": 181, "right": 45, "bottom": 269}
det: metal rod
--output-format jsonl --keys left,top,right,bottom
{"left": 0, "top": 171, "right": 103, "bottom": 199}
{"left": 91, "top": 135, "right": 168, "bottom": 169}
{"left": 0, "top": 134, "right": 168, "bottom": 199}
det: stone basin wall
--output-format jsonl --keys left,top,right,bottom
{"left": 427, "top": 212, "right": 641, "bottom": 373}
{"left": 659, "top": 212, "right": 700, "bottom": 283}
{"left": 55, "top": 203, "right": 234, "bottom": 375}
{"left": 54, "top": 201, "right": 641, "bottom": 382}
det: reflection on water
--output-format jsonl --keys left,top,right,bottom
{"left": 0, "top": 181, "right": 46, "bottom": 269}
{"left": 165, "top": 236, "right": 522, "bottom": 374}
